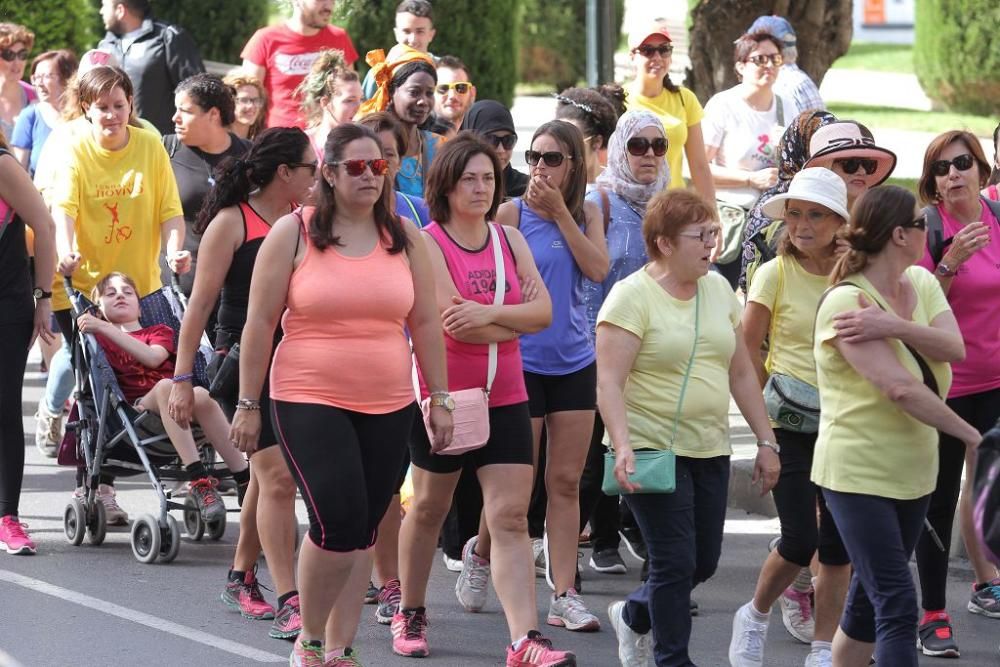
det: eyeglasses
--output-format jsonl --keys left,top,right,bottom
{"left": 435, "top": 82, "right": 472, "bottom": 95}
{"left": 634, "top": 44, "right": 673, "bottom": 58}
{"left": 626, "top": 137, "right": 668, "bottom": 157}
{"left": 235, "top": 96, "right": 262, "bottom": 107}
{"left": 784, "top": 208, "right": 836, "bottom": 224}
{"left": 31, "top": 73, "right": 57, "bottom": 84}
{"left": 746, "top": 53, "right": 784, "bottom": 67}
{"left": 329, "top": 159, "right": 389, "bottom": 177}
{"left": 486, "top": 133, "right": 518, "bottom": 151}
{"left": 930, "top": 153, "right": 975, "bottom": 177}
{"left": 526, "top": 150, "right": 572, "bottom": 167}
{"left": 833, "top": 157, "right": 879, "bottom": 176}
{"left": 899, "top": 214, "right": 927, "bottom": 231}
{"left": 0, "top": 49, "right": 29, "bottom": 63}
{"left": 287, "top": 161, "right": 319, "bottom": 176}
{"left": 677, "top": 227, "right": 721, "bottom": 243}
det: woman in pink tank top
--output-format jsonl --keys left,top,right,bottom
{"left": 395, "top": 134, "right": 576, "bottom": 665}
{"left": 230, "top": 123, "right": 452, "bottom": 664}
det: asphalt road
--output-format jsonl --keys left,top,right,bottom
{"left": 3, "top": 367, "right": 999, "bottom": 666}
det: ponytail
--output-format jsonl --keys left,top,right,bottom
{"left": 829, "top": 185, "right": 915, "bottom": 284}
{"left": 829, "top": 247, "right": 868, "bottom": 285}
{"left": 195, "top": 157, "right": 252, "bottom": 234}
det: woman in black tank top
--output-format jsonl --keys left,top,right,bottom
{"left": 168, "top": 128, "right": 316, "bottom": 637}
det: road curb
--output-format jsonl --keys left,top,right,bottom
{"left": 727, "top": 457, "right": 777, "bottom": 518}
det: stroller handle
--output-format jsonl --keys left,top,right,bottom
{"left": 170, "top": 272, "right": 182, "bottom": 290}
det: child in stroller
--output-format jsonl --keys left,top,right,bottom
{"left": 76, "top": 272, "right": 250, "bottom": 524}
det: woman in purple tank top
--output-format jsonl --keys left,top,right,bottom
{"left": 396, "top": 133, "right": 578, "bottom": 665}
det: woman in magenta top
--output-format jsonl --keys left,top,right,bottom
{"left": 909, "top": 130, "right": 1000, "bottom": 655}
{"left": 230, "top": 123, "right": 451, "bottom": 666}
{"left": 394, "top": 133, "right": 576, "bottom": 666}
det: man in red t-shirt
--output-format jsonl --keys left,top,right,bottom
{"left": 241, "top": 0, "right": 359, "bottom": 129}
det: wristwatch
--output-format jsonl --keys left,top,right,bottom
{"left": 428, "top": 392, "right": 455, "bottom": 413}
{"left": 757, "top": 439, "right": 780, "bottom": 454}
{"left": 32, "top": 287, "right": 52, "bottom": 300}
{"left": 935, "top": 262, "right": 957, "bottom": 277}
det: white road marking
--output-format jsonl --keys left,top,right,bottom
{"left": 0, "top": 570, "right": 286, "bottom": 663}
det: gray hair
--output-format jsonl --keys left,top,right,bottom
{"left": 782, "top": 45, "right": 798, "bottom": 64}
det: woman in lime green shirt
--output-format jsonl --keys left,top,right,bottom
{"left": 732, "top": 168, "right": 851, "bottom": 666}
{"left": 812, "top": 185, "right": 980, "bottom": 666}
{"left": 597, "top": 189, "right": 778, "bottom": 666}
{"left": 625, "top": 20, "right": 715, "bottom": 203}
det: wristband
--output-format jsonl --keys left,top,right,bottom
{"left": 171, "top": 373, "right": 194, "bottom": 383}
{"left": 236, "top": 398, "right": 261, "bottom": 411}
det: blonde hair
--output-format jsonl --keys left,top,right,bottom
{"left": 295, "top": 49, "right": 359, "bottom": 128}
{"left": 224, "top": 72, "right": 268, "bottom": 140}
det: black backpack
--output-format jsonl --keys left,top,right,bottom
{"left": 924, "top": 197, "right": 1000, "bottom": 265}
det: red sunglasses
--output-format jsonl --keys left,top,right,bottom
{"left": 330, "top": 159, "right": 390, "bottom": 177}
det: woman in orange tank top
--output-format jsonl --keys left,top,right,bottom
{"left": 230, "top": 123, "right": 452, "bottom": 665}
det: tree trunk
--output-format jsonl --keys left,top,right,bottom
{"left": 685, "top": 0, "right": 853, "bottom": 104}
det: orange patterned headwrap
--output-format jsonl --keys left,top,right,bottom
{"left": 357, "top": 43, "right": 435, "bottom": 117}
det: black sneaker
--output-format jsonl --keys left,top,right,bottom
{"left": 620, "top": 527, "right": 647, "bottom": 562}
{"left": 917, "top": 612, "right": 960, "bottom": 658}
{"left": 589, "top": 548, "right": 627, "bottom": 574}
{"left": 690, "top": 599, "right": 699, "bottom": 617}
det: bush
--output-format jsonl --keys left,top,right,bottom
{"left": 333, "top": 0, "right": 522, "bottom": 107}
{"left": 0, "top": 0, "right": 98, "bottom": 59}
{"left": 151, "top": 0, "right": 270, "bottom": 64}
{"left": 914, "top": 0, "right": 1000, "bottom": 116}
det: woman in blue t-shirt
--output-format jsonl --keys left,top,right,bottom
{"left": 490, "top": 119, "right": 608, "bottom": 630}
{"left": 11, "top": 49, "right": 76, "bottom": 176}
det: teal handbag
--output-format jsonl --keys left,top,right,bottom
{"left": 603, "top": 286, "right": 700, "bottom": 495}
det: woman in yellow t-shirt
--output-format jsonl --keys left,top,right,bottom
{"left": 624, "top": 20, "right": 715, "bottom": 203}
{"left": 49, "top": 66, "right": 189, "bottom": 523}
{"left": 812, "top": 185, "right": 980, "bottom": 666}
{"left": 597, "top": 190, "right": 778, "bottom": 666}
{"left": 732, "top": 168, "right": 850, "bottom": 665}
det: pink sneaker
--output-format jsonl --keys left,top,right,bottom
{"left": 271, "top": 594, "right": 303, "bottom": 639}
{"left": 289, "top": 638, "right": 325, "bottom": 667}
{"left": 506, "top": 631, "right": 576, "bottom": 666}
{"left": 323, "top": 648, "right": 362, "bottom": 665}
{"left": 0, "top": 515, "right": 36, "bottom": 555}
{"left": 391, "top": 607, "right": 429, "bottom": 657}
{"left": 222, "top": 568, "right": 275, "bottom": 620}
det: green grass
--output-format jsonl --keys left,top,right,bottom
{"left": 826, "top": 102, "right": 996, "bottom": 137}
{"left": 885, "top": 177, "right": 918, "bottom": 194}
{"left": 830, "top": 42, "right": 914, "bottom": 74}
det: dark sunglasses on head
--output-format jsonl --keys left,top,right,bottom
{"left": 486, "top": 133, "right": 518, "bottom": 151}
{"left": 899, "top": 214, "right": 927, "bottom": 231}
{"left": 833, "top": 157, "right": 879, "bottom": 176}
{"left": 287, "top": 161, "right": 318, "bottom": 176}
{"left": 626, "top": 137, "right": 668, "bottom": 157}
{"left": 330, "top": 159, "right": 389, "bottom": 177}
{"left": 930, "top": 153, "right": 975, "bottom": 177}
{"left": 435, "top": 82, "right": 472, "bottom": 95}
{"left": 634, "top": 44, "right": 673, "bottom": 58}
{"left": 525, "top": 150, "right": 572, "bottom": 168}
{"left": 746, "top": 53, "right": 783, "bottom": 67}
{"left": 0, "top": 48, "right": 29, "bottom": 62}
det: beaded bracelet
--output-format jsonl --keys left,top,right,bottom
{"left": 171, "top": 373, "right": 194, "bottom": 383}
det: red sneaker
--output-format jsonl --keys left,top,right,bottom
{"left": 506, "top": 631, "right": 576, "bottom": 667}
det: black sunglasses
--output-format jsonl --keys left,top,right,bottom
{"left": 287, "top": 161, "right": 318, "bottom": 176}
{"left": 626, "top": 137, "right": 668, "bottom": 157}
{"left": 634, "top": 44, "right": 673, "bottom": 58}
{"left": 486, "top": 133, "right": 518, "bottom": 151}
{"left": 833, "top": 157, "right": 879, "bottom": 176}
{"left": 746, "top": 53, "right": 783, "bottom": 67}
{"left": 525, "top": 150, "right": 572, "bottom": 168}
{"left": 899, "top": 214, "right": 927, "bottom": 231}
{"left": 0, "top": 48, "right": 29, "bottom": 62}
{"left": 930, "top": 153, "right": 975, "bottom": 177}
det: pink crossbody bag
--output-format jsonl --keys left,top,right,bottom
{"left": 419, "top": 223, "right": 504, "bottom": 454}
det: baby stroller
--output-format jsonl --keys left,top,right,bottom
{"left": 59, "top": 275, "right": 233, "bottom": 564}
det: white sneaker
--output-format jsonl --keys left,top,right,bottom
{"left": 532, "top": 537, "right": 546, "bottom": 577}
{"left": 441, "top": 551, "right": 463, "bottom": 572}
{"left": 729, "top": 602, "right": 768, "bottom": 667}
{"left": 804, "top": 646, "right": 832, "bottom": 667}
{"left": 34, "top": 402, "right": 63, "bottom": 457}
{"left": 97, "top": 484, "right": 129, "bottom": 525}
{"left": 454, "top": 536, "right": 489, "bottom": 612}
{"left": 608, "top": 600, "right": 651, "bottom": 666}
{"left": 546, "top": 588, "right": 600, "bottom": 632}
{"left": 778, "top": 587, "right": 814, "bottom": 644}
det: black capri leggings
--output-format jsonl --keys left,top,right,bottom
{"left": 272, "top": 400, "right": 415, "bottom": 552}
{"left": 0, "top": 321, "right": 33, "bottom": 518}
{"left": 771, "top": 428, "right": 849, "bottom": 567}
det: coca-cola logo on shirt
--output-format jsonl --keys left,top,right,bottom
{"left": 275, "top": 51, "right": 323, "bottom": 75}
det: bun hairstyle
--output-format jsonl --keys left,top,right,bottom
{"left": 296, "top": 49, "right": 359, "bottom": 128}
{"left": 554, "top": 86, "right": 620, "bottom": 151}
{"left": 830, "top": 185, "right": 915, "bottom": 284}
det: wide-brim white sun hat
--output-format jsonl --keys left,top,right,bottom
{"left": 761, "top": 167, "right": 850, "bottom": 221}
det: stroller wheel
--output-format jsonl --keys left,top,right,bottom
{"left": 159, "top": 515, "right": 181, "bottom": 564}
{"left": 183, "top": 496, "right": 205, "bottom": 541}
{"left": 206, "top": 515, "right": 226, "bottom": 541}
{"left": 64, "top": 499, "right": 86, "bottom": 546}
{"left": 87, "top": 500, "right": 107, "bottom": 546}
{"left": 130, "top": 514, "right": 161, "bottom": 564}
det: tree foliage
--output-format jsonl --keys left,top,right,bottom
{"left": 333, "top": 0, "right": 522, "bottom": 107}
{"left": 686, "top": 0, "right": 852, "bottom": 103}
{"left": 0, "top": 0, "right": 98, "bottom": 59}
{"left": 152, "top": 0, "right": 270, "bottom": 64}
{"left": 914, "top": 0, "right": 1000, "bottom": 116}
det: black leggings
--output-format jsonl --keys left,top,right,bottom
{"left": 272, "top": 400, "right": 414, "bottom": 552}
{"left": 916, "top": 387, "right": 1000, "bottom": 611}
{"left": 771, "top": 428, "right": 849, "bottom": 567}
{"left": 0, "top": 321, "right": 33, "bottom": 517}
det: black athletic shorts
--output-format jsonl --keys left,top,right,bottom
{"left": 523, "top": 361, "right": 597, "bottom": 418}
{"left": 409, "top": 402, "right": 533, "bottom": 474}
